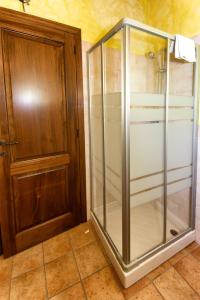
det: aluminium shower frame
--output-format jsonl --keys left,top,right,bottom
{"left": 87, "top": 18, "right": 199, "bottom": 271}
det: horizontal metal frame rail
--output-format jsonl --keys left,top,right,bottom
{"left": 87, "top": 18, "right": 175, "bottom": 54}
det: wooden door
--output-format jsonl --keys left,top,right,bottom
{"left": 0, "top": 8, "right": 86, "bottom": 257}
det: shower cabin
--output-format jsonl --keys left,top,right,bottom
{"left": 87, "top": 18, "right": 198, "bottom": 287}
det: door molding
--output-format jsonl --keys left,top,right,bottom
{"left": 0, "top": 7, "right": 86, "bottom": 257}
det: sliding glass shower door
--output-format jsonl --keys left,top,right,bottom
{"left": 89, "top": 46, "right": 104, "bottom": 226}
{"left": 167, "top": 53, "right": 195, "bottom": 240}
{"left": 88, "top": 20, "right": 197, "bottom": 268}
{"left": 129, "top": 28, "right": 167, "bottom": 260}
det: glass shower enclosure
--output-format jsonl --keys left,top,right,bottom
{"left": 87, "top": 18, "right": 198, "bottom": 285}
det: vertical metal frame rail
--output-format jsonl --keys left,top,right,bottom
{"left": 163, "top": 38, "right": 170, "bottom": 243}
{"left": 191, "top": 46, "right": 199, "bottom": 229}
{"left": 87, "top": 46, "right": 106, "bottom": 229}
{"left": 101, "top": 44, "right": 107, "bottom": 230}
{"left": 122, "top": 24, "right": 131, "bottom": 264}
{"left": 87, "top": 51, "right": 94, "bottom": 213}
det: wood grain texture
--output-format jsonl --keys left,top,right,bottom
{"left": 0, "top": 7, "right": 86, "bottom": 257}
{"left": 13, "top": 166, "right": 70, "bottom": 232}
{"left": 16, "top": 213, "right": 73, "bottom": 252}
{"left": 0, "top": 6, "right": 80, "bottom": 35}
{"left": 0, "top": 28, "right": 16, "bottom": 257}
{"left": 74, "top": 33, "right": 87, "bottom": 222}
{"left": 10, "top": 154, "right": 70, "bottom": 175}
{"left": 2, "top": 30, "right": 67, "bottom": 162}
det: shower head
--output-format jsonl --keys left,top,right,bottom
{"left": 146, "top": 51, "right": 156, "bottom": 59}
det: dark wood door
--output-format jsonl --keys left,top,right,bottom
{"left": 0, "top": 8, "right": 86, "bottom": 256}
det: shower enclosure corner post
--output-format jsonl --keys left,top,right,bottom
{"left": 122, "top": 24, "right": 131, "bottom": 265}
{"left": 100, "top": 43, "right": 107, "bottom": 231}
{"left": 163, "top": 38, "right": 170, "bottom": 243}
{"left": 87, "top": 51, "right": 93, "bottom": 214}
{"left": 191, "top": 45, "right": 199, "bottom": 229}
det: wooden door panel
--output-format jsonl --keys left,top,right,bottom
{"left": 3, "top": 30, "right": 67, "bottom": 161}
{"left": 13, "top": 166, "right": 69, "bottom": 232}
{"left": 0, "top": 8, "right": 86, "bottom": 257}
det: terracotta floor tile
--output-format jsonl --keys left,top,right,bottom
{"left": 45, "top": 251, "right": 80, "bottom": 298}
{"left": 83, "top": 266, "right": 124, "bottom": 300}
{"left": 74, "top": 241, "right": 108, "bottom": 279}
{"left": 0, "top": 256, "right": 13, "bottom": 283}
{"left": 168, "top": 249, "right": 188, "bottom": 265}
{"left": 185, "top": 242, "right": 200, "bottom": 253}
{"left": 191, "top": 246, "right": 200, "bottom": 261}
{"left": 50, "top": 282, "right": 86, "bottom": 300}
{"left": 10, "top": 267, "right": 46, "bottom": 300}
{"left": 128, "top": 284, "right": 163, "bottom": 300}
{"left": 43, "top": 231, "right": 71, "bottom": 263}
{"left": 147, "top": 261, "right": 171, "bottom": 280}
{"left": 122, "top": 276, "right": 150, "bottom": 299}
{"left": 154, "top": 267, "right": 199, "bottom": 300}
{"left": 12, "top": 244, "right": 43, "bottom": 278}
{"left": 0, "top": 280, "right": 10, "bottom": 300}
{"left": 96, "top": 238, "right": 111, "bottom": 264}
{"left": 174, "top": 254, "right": 200, "bottom": 295}
{"left": 69, "top": 222, "right": 97, "bottom": 250}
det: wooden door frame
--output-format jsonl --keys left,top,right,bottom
{"left": 0, "top": 7, "right": 86, "bottom": 257}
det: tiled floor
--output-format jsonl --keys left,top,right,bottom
{"left": 0, "top": 222, "right": 200, "bottom": 299}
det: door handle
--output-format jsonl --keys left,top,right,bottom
{"left": 0, "top": 152, "right": 7, "bottom": 157}
{"left": 0, "top": 140, "right": 19, "bottom": 146}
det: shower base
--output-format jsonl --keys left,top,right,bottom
{"left": 94, "top": 200, "right": 190, "bottom": 260}
{"left": 91, "top": 209, "right": 195, "bottom": 288}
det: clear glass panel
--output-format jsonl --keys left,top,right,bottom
{"left": 129, "top": 28, "right": 167, "bottom": 261}
{"left": 89, "top": 46, "right": 104, "bottom": 225}
{"left": 167, "top": 48, "right": 195, "bottom": 240}
{"left": 103, "top": 30, "right": 122, "bottom": 255}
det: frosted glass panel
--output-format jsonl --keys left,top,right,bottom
{"left": 167, "top": 55, "right": 195, "bottom": 240}
{"left": 130, "top": 123, "right": 164, "bottom": 178}
{"left": 168, "top": 121, "right": 193, "bottom": 169}
{"left": 103, "top": 31, "right": 122, "bottom": 255}
{"left": 89, "top": 47, "right": 104, "bottom": 225}
{"left": 130, "top": 28, "right": 167, "bottom": 261}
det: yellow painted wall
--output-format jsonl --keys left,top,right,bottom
{"left": 0, "top": 0, "right": 147, "bottom": 42}
{"left": 1, "top": 1, "right": 200, "bottom": 42}
{"left": 146, "top": 0, "right": 200, "bottom": 38}
{"left": 1, "top": 0, "right": 200, "bottom": 42}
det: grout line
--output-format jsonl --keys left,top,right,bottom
{"left": 67, "top": 224, "right": 113, "bottom": 299}
{"left": 9, "top": 244, "right": 45, "bottom": 280}
{"left": 173, "top": 266, "right": 200, "bottom": 298}
{"left": 68, "top": 236, "right": 88, "bottom": 300}
{"left": 42, "top": 238, "right": 82, "bottom": 299}
{"left": 8, "top": 265, "right": 44, "bottom": 281}
{"left": 44, "top": 252, "right": 80, "bottom": 298}
{"left": 148, "top": 251, "right": 200, "bottom": 299}
{"left": 147, "top": 265, "right": 173, "bottom": 285}
{"left": 80, "top": 264, "right": 110, "bottom": 282}
{"left": 47, "top": 281, "right": 82, "bottom": 299}
{"left": 147, "top": 250, "right": 190, "bottom": 282}
{"left": 152, "top": 282, "right": 165, "bottom": 300}
{"left": 41, "top": 242, "right": 49, "bottom": 300}
{"left": 168, "top": 251, "right": 189, "bottom": 266}
{"left": 5, "top": 224, "right": 199, "bottom": 300}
